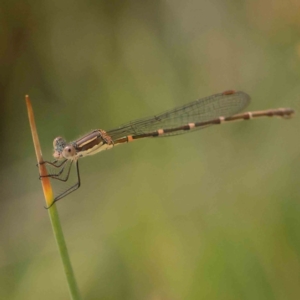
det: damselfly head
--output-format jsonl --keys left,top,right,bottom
{"left": 53, "top": 137, "right": 67, "bottom": 159}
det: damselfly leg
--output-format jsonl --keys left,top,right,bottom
{"left": 39, "top": 159, "right": 81, "bottom": 207}
{"left": 45, "top": 160, "right": 81, "bottom": 208}
{"left": 39, "top": 159, "right": 71, "bottom": 182}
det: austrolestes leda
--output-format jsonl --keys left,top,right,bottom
{"left": 40, "top": 90, "right": 295, "bottom": 207}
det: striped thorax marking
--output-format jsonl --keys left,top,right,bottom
{"left": 75, "top": 130, "right": 114, "bottom": 158}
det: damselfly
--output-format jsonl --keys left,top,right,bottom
{"left": 40, "top": 90, "right": 294, "bottom": 207}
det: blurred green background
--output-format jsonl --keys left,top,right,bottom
{"left": 1, "top": 0, "right": 300, "bottom": 299}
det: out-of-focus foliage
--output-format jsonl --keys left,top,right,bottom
{"left": 1, "top": 0, "right": 300, "bottom": 299}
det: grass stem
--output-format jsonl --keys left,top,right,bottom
{"left": 26, "top": 95, "right": 81, "bottom": 300}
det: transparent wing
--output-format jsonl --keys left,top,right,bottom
{"left": 107, "top": 91, "right": 250, "bottom": 140}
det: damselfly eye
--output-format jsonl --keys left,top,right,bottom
{"left": 53, "top": 137, "right": 65, "bottom": 148}
{"left": 62, "top": 145, "right": 76, "bottom": 158}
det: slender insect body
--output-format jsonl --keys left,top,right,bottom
{"left": 40, "top": 90, "right": 295, "bottom": 207}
